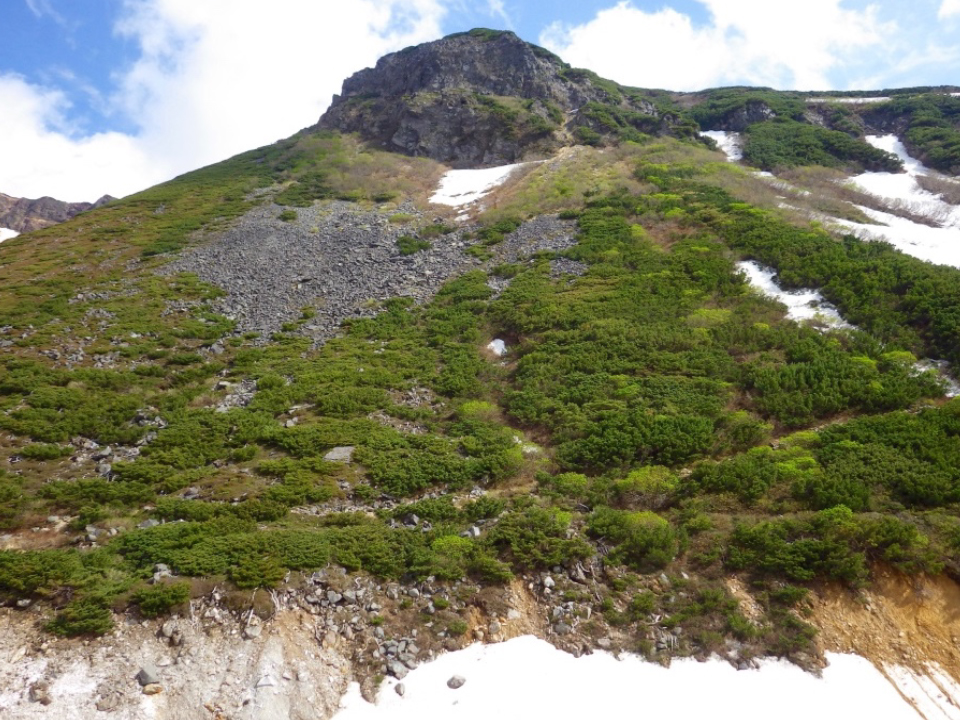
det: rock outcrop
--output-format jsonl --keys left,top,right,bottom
{"left": 0, "top": 193, "right": 114, "bottom": 234}
{"left": 316, "top": 29, "right": 672, "bottom": 166}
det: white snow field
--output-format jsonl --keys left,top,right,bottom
{"left": 830, "top": 135, "right": 960, "bottom": 267}
{"left": 701, "top": 130, "right": 743, "bottom": 161}
{"left": 486, "top": 339, "right": 507, "bottom": 356}
{"left": 737, "top": 260, "right": 849, "bottom": 329}
{"left": 806, "top": 96, "right": 891, "bottom": 104}
{"left": 429, "top": 163, "right": 525, "bottom": 214}
{"left": 0, "top": 228, "right": 18, "bottom": 243}
{"left": 333, "top": 635, "right": 939, "bottom": 720}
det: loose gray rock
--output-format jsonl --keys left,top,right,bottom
{"left": 28, "top": 680, "right": 51, "bottom": 705}
{"left": 395, "top": 682, "right": 406, "bottom": 697}
{"left": 160, "top": 620, "right": 178, "bottom": 639}
{"left": 136, "top": 665, "right": 159, "bottom": 687}
{"left": 447, "top": 675, "right": 466, "bottom": 690}
{"left": 388, "top": 660, "right": 409, "bottom": 680}
{"left": 553, "top": 622, "right": 573, "bottom": 635}
{"left": 323, "top": 446, "right": 355, "bottom": 463}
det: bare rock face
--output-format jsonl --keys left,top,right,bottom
{"left": 0, "top": 192, "right": 115, "bottom": 234}
{"left": 316, "top": 29, "right": 664, "bottom": 167}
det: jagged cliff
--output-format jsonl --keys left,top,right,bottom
{"left": 317, "top": 29, "right": 690, "bottom": 166}
{"left": 0, "top": 193, "right": 115, "bottom": 234}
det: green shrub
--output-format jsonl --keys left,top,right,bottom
{"left": 133, "top": 581, "right": 191, "bottom": 617}
{"left": 588, "top": 508, "right": 678, "bottom": 571}
{"left": 397, "top": 235, "right": 431, "bottom": 255}
{"left": 20, "top": 443, "right": 72, "bottom": 461}
{"left": 47, "top": 597, "right": 114, "bottom": 636}
{"left": 278, "top": 209, "right": 298, "bottom": 222}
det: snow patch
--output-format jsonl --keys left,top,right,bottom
{"left": 333, "top": 636, "right": 927, "bottom": 720}
{"left": 835, "top": 135, "right": 960, "bottom": 268}
{"left": 0, "top": 228, "right": 18, "bottom": 243}
{"left": 806, "top": 96, "right": 891, "bottom": 104}
{"left": 429, "top": 164, "right": 525, "bottom": 214}
{"left": 486, "top": 339, "right": 507, "bottom": 357}
{"left": 700, "top": 130, "right": 743, "bottom": 162}
{"left": 883, "top": 663, "right": 960, "bottom": 720}
{"left": 737, "top": 260, "right": 849, "bottom": 329}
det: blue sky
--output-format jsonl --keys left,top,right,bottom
{"left": 1, "top": 0, "right": 959, "bottom": 201}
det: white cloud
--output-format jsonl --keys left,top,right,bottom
{"left": 540, "top": 0, "right": 894, "bottom": 91}
{"left": 940, "top": 0, "right": 960, "bottom": 18}
{"left": 25, "top": 0, "right": 65, "bottom": 23}
{"left": 0, "top": 74, "right": 156, "bottom": 201}
{"left": 0, "top": 0, "right": 445, "bottom": 201}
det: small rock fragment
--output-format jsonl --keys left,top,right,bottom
{"left": 136, "top": 665, "right": 159, "bottom": 687}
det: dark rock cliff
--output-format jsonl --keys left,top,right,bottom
{"left": 316, "top": 29, "right": 678, "bottom": 167}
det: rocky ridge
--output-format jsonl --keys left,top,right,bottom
{"left": 0, "top": 193, "right": 115, "bottom": 234}
{"left": 317, "top": 29, "right": 674, "bottom": 166}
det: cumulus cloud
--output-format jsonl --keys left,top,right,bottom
{"left": 540, "top": 0, "right": 894, "bottom": 91}
{"left": 940, "top": 0, "right": 960, "bottom": 18}
{"left": 0, "top": 0, "right": 445, "bottom": 201}
{"left": 0, "top": 74, "right": 155, "bottom": 201}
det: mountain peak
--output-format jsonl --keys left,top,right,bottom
{"left": 317, "top": 29, "right": 680, "bottom": 166}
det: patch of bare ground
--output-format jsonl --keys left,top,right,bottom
{"left": 916, "top": 174, "right": 960, "bottom": 206}
{"left": 810, "top": 568, "right": 960, "bottom": 715}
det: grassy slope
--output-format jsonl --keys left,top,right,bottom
{"left": 1, "top": 129, "right": 960, "bottom": 662}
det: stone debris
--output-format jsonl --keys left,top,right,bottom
{"left": 323, "top": 446, "right": 355, "bottom": 463}
{"left": 136, "top": 665, "right": 160, "bottom": 687}
{"left": 163, "top": 203, "right": 577, "bottom": 348}
{"left": 447, "top": 674, "right": 466, "bottom": 689}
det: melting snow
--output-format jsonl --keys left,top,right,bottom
{"left": 884, "top": 663, "right": 960, "bottom": 720}
{"left": 0, "top": 228, "right": 18, "bottom": 243}
{"left": 701, "top": 130, "right": 743, "bottom": 162}
{"left": 737, "top": 260, "right": 849, "bottom": 329}
{"left": 429, "top": 164, "right": 525, "bottom": 214}
{"left": 806, "top": 97, "right": 891, "bottom": 104}
{"left": 333, "top": 635, "right": 931, "bottom": 720}
{"left": 835, "top": 135, "right": 960, "bottom": 267}
{"left": 486, "top": 339, "right": 507, "bottom": 357}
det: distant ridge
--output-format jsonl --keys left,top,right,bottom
{"left": 0, "top": 192, "right": 115, "bottom": 234}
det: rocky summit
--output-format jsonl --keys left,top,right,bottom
{"left": 317, "top": 28, "right": 692, "bottom": 166}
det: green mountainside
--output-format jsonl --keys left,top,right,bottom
{"left": 2, "top": 29, "right": 960, "bottom": 666}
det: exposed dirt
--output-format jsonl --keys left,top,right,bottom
{"left": 810, "top": 569, "right": 960, "bottom": 717}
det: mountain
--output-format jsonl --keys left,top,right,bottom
{"left": 3, "top": 28, "right": 960, "bottom": 718}
{"left": 0, "top": 192, "right": 115, "bottom": 234}
{"left": 318, "top": 28, "right": 696, "bottom": 166}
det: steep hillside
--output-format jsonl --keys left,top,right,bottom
{"left": 3, "top": 28, "right": 960, "bottom": 719}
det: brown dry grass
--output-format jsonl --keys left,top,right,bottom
{"left": 916, "top": 173, "right": 960, "bottom": 206}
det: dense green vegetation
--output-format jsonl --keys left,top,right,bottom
{"left": 2, "top": 84, "right": 960, "bottom": 660}
{"left": 867, "top": 94, "right": 960, "bottom": 173}
{"left": 742, "top": 119, "right": 902, "bottom": 171}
